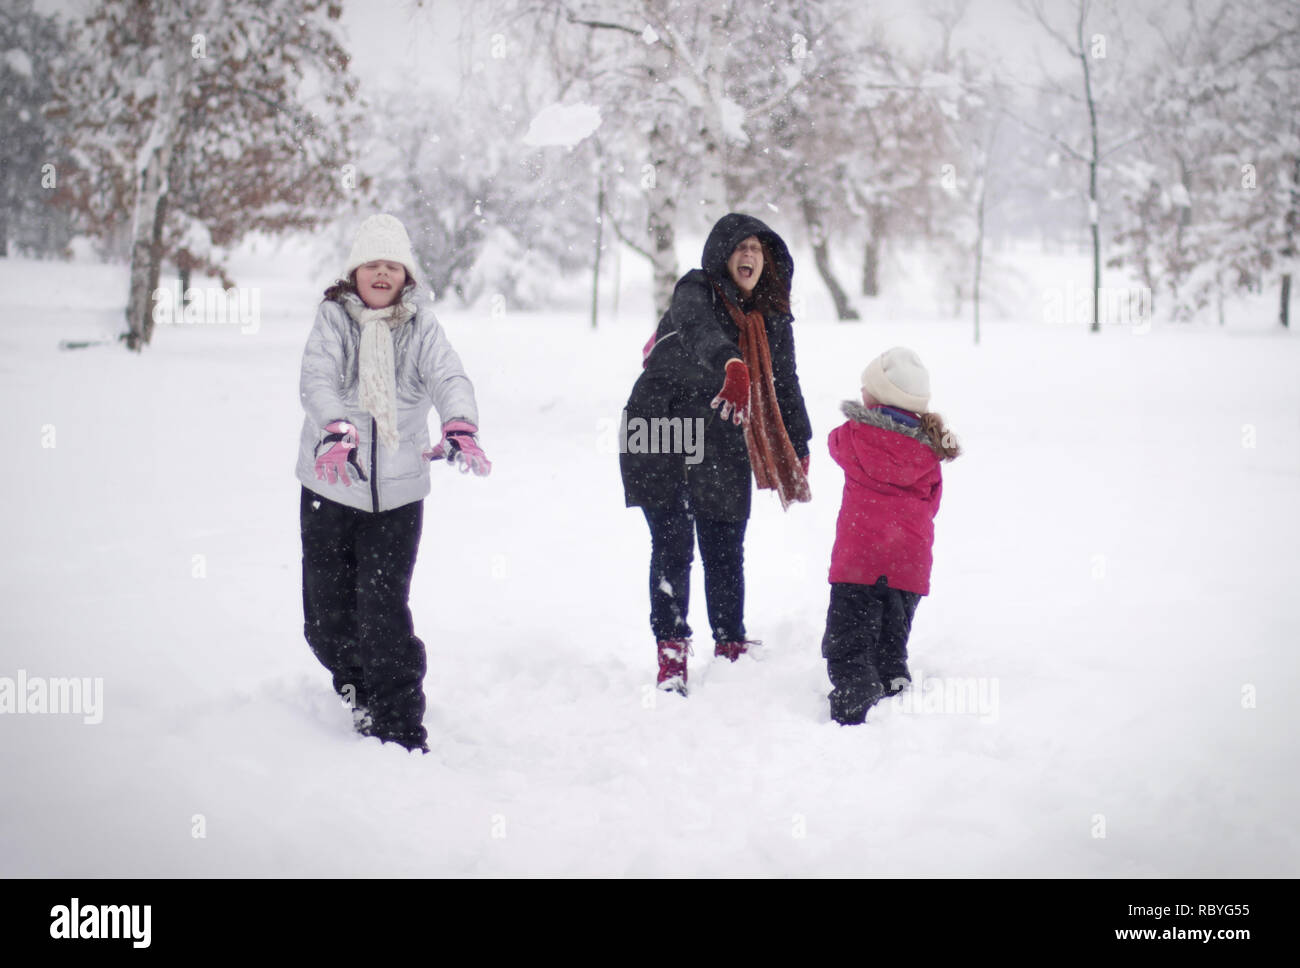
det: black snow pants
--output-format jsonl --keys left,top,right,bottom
{"left": 641, "top": 480, "right": 748, "bottom": 643}
{"left": 300, "top": 487, "right": 427, "bottom": 750}
{"left": 821, "top": 577, "right": 921, "bottom": 698}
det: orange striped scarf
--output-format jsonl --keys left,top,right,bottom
{"left": 716, "top": 286, "right": 811, "bottom": 510}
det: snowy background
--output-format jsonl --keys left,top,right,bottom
{"left": 1, "top": 242, "right": 1297, "bottom": 875}
{"left": 2, "top": 0, "right": 1298, "bottom": 875}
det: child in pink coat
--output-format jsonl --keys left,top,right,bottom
{"left": 822, "top": 347, "right": 960, "bottom": 724}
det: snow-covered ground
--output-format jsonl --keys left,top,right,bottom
{"left": 1, "top": 243, "right": 1297, "bottom": 876}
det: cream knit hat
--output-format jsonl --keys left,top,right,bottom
{"left": 861, "top": 346, "right": 931, "bottom": 413}
{"left": 344, "top": 214, "right": 420, "bottom": 282}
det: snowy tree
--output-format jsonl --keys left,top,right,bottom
{"left": 727, "top": 0, "right": 866, "bottom": 319}
{"left": 935, "top": 60, "right": 1014, "bottom": 342}
{"left": 902, "top": 3, "right": 1009, "bottom": 329}
{"left": 736, "top": 1, "right": 983, "bottom": 314}
{"left": 486, "top": 0, "right": 810, "bottom": 317}
{"left": 358, "top": 6, "right": 607, "bottom": 311}
{"left": 845, "top": 48, "right": 971, "bottom": 304}
{"left": 1107, "top": 0, "right": 1300, "bottom": 325}
{"left": 47, "top": 0, "right": 363, "bottom": 350}
{"left": 1183, "top": 1, "right": 1299, "bottom": 328}
{"left": 371, "top": 87, "right": 598, "bottom": 308}
{"left": 1019, "top": 0, "right": 1138, "bottom": 332}
{"left": 0, "top": 0, "right": 75, "bottom": 258}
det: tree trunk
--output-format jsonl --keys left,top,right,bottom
{"left": 1283, "top": 154, "right": 1298, "bottom": 329}
{"left": 862, "top": 205, "right": 885, "bottom": 297}
{"left": 1078, "top": 8, "right": 1101, "bottom": 333}
{"left": 124, "top": 49, "right": 186, "bottom": 351}
{"left": 800, "top": 191, "right": 858, "bottom": 321}
{"left": 647, "top": 120, "right": 679, "bottom": 319}
{"left": 0, "top": 155, "right": 10, "bottom": 257}
{"left": 973, "top": 175, "right": 986, "bottom": 346}
{"left": 125, "top": 168, "right": 171, "bottom": 351}
{"left": 591, "top": 164, "right": 604, "bottom": 330}
{"left": 697, "top": 61, "right": 731, "bottom": 227}
{"left": 862, "top": 237, "right": 880, "bottom": 298}
{"left": 611, "top": 240, "right": 621, "bottom": 320}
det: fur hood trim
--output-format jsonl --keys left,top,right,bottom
{"left": 841, "top": 399, "right": 939, "bottom": 454}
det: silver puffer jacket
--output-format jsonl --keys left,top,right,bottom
{"left": 295, "top": 287, "right": 479, "bottom": 512}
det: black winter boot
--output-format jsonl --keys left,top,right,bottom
{"left": 881, "top": 673, "right": 912, "bottom": 697}
{"left": 829, "top": 680, "right": 885, "bottom": 725}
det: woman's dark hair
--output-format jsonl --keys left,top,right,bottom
{"left": 749, "top": 239, "right": 791, "bottom": 318}
{"left": 323, "top": 268, "right": 417, "bottom": 304}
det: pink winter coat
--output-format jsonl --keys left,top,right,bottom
{"left": 827, "top": 401, "right": 943, "bottom": 595}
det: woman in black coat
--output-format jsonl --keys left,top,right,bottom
{"left": 620, "top": 213, "right": 812, "bottom": 695}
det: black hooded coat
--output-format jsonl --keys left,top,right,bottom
{"left": 619, "top": 213, "right": 812, "bottom": 522}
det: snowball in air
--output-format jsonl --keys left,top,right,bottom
{"left": 522, "top": 103, "right": 602, "bottom": 149}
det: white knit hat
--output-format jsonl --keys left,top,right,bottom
{"left": 344, "top": 214, "right": 420, "bottom": 282}
{"left": 861, "top": 346, "right": 931, "bottom": 413}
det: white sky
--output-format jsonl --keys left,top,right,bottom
{"left": 30, "top": 0, "right": 1188, "bottom": 97}
{"left": 338, "top": 0, "right": 465, "bottom": 95}
{"left": 334, "top": 0, "right": 1196, "bottom": 98}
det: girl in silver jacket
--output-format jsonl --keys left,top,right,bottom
{"left": 296, "top": 213, "right": 489, "bottom": 753}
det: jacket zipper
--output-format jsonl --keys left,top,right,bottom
{"left": 369, "top": 417, "right": 379, "bottom": 512}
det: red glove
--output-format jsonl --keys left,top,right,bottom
{"left": 710, "top": 358, "right": 749, "bottom": 425}
{"left": 800, "top": 454, "right": 810, "bottom": 477}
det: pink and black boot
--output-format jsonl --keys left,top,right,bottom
{"left": 714, "top": 639, "right": 761, "bottom": 662}
{"left": 656, "top": 639, "right": 691, "bottom": 695}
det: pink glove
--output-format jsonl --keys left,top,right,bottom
{"left": 710, "top": 358, "right": 749, "bottom": 425}
{"left": 424, "top": 420, "right": 492, "bottom": 477}
{"left": 315, "top": 420, "right": 367, "bottom": 486}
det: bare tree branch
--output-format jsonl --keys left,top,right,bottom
{"left": 605, "top": 207, "right": 655, "bottom": 263}
{"left": 996, "top": 103, "right": 1090, "bottom": 164}
{"left": 564, "top": 13, "right": 640, "bottom": 36}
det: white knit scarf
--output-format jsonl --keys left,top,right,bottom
{"left": 339, "top": 290, "right": 416, "bottom": 452}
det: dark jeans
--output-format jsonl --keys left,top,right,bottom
{"left": 821, "top": 578, "right": 921, "bottom": 694}
{"left": 300, "top": 487, "right": 427, "bottom": 749}
{"left": 642, "top": 483, "right": 747, "bottom": 643}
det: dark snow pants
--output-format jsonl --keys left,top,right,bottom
{"left": 300, "top": 487, "right": 427, "bottom": 750}
{"left": 821, "top": 577, "right": 921, "bottom": 696}
{"left": 642, "top": 482, "right": 748, "bottom": 643}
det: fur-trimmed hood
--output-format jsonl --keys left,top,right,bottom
{"left": 841, "top": 400, "right": 938, "bottom": 452}
{"left": 832, "top": 400, "right": 941, "bottom": 490}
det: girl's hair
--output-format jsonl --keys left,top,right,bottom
{"left": 750, "top": 239, "right": 791, "bottom": 318}
{"left": 323, "top": 269, "right": 417, "bottom": 304}
{"left": 919, "top": 412, "right": 961, "bottom": 461}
